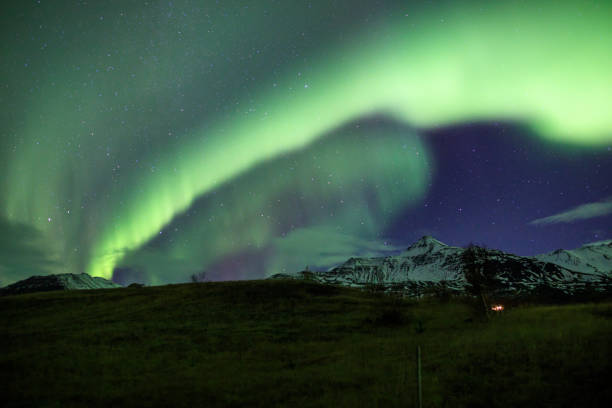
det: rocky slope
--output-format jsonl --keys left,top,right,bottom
{"left": 534, "top": 240, "right": 612, "bottom": 276}
{"left": 0, "top": 273, "right": 121, "bottom": 296}
{"left": 272, "top": 236, "right": 611, "bottom": 296}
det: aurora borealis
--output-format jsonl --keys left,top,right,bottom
{"left": 1, "top": 1, "right": 610, "bottom": 285}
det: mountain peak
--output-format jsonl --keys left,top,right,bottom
{"left": 404, "top": 236, "right": 448, "bottom": 254}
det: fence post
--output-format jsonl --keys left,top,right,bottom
{"left": 417, "top": 345, "right": 422, "bottom": 408}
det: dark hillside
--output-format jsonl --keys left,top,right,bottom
{"left": 1, "top": 280, "right": 611, "bottom": 407}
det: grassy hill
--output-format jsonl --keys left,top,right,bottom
{"left": 1, "top": 280, "right": 610, "bottom": 407}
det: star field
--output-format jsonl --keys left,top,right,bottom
{"left": 0, "top": 0, "right": 610, "bottom": 285}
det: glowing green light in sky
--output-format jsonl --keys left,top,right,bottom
{"left": 92, "top": 0, "right": 612, "bottom": 278}
{"left": 118, "top": 123, "right": 430, "bottom": 283}
{"left": 0, "top": 0, "right": 610, "bottom": 281}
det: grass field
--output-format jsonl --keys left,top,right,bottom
{"left": 1, "top": 279, "right": 611, "bottom": 407}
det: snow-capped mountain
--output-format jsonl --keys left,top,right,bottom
{"left": 535, "top": 240, "right": 612, "bottom": 276}
{"left": 0, "top": 273, "right": 121, "bottom": 296}
{"left": 325, "top": 236, "right": 464, "bottom": 285}
{"left": 272, "top": 236, "right": 612, "bottom": 296}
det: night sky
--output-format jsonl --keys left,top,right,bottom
{"left": 0, "top": 1, "right": 610, "bottom": 286}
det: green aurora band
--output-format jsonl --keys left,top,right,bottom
{"left": 0, "top": 0, "right": 610, "bottom": 281}
{"left": 117, "top": 122, "right": 430, "bottom": 284}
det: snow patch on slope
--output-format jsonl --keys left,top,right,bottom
{"left": 535, "top": 240, "right": 612, "bottom": 276}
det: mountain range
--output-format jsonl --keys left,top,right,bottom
{"left": 0, "top": 273, "right": 121, "bottom": 296}
{"left": 272, "top": 236, "right": 612, "bottom": 296}
{"left": 3, "top": 237, "right": 610, "bottom": 298}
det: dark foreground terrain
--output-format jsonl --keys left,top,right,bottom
{"left": 1, "top": 280, "right": 610, "bottom": 407}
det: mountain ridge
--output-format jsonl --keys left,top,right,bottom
{"left": 271, "top": 236, "right": 612, "bottom": 296}
{"left": 0, "top": 273, "right": 122, "bottom": 296}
